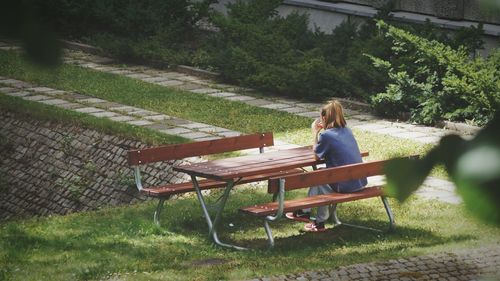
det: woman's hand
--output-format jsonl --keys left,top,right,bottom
{"left": 311, "top": 118, "right": 323, "bottom": 135}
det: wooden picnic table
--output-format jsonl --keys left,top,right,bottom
{"left": 173, "top": 145, "right": 321, "bottom": 250}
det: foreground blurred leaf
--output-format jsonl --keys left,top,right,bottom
{"left": 1, "top": 0, "right": 62, "bottom": 67}
{"left": 384, "top": 112, "right": 500, "bottom": 226}
{"left": 384, "top": 157, "right": 433, "bottom": 201}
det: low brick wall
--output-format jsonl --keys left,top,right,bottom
{"left": 0, "top": 112, "right": 191, "bottom": 220}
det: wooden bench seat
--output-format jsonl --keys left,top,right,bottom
{"left": 238, "top": 157, "right": 417, "bottom": 249}
{"left": 240, "top": 186, "right": 383, "bottom": 216}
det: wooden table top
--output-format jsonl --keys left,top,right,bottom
{"left": 173, "top": 146, "right": 320, "bottom": 181}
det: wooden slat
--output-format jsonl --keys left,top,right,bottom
{"left": 128, "top": 132, "right": 274, "bottom": 165}
{"left": 267, "top": 160, "right": 386, "bottom": 194}
{"left": 173, "top": 146, "right": 314, "bottom": 179}
{"left": 141, "top": 168, "right": 306, "bottom": 198}
{"left": 240, "top": 186, "right": 384, "bottom": 216}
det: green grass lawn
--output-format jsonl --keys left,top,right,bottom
{"left": 0, "top": 50, "right": 310, "bottom": 134}
{"left": 1, "top": 189, "right": 499, "bottom": 281}
{"left": 1, "top": 49, "right": 491, "bottom": 281}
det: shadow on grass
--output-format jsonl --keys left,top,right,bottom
{"left": 0, "top": 190, "right": 483, "bottom": 280}
{"left": 159, "top": 192, "right": 476, "bottom": 253}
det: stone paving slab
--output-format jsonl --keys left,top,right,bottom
{"left": 179, "top": 122, "right": 212, "bottom": 129}
{"left": 0, "top": 87, "right": 18, "bottom": 93}
{"left": 281, "top": 107, "right": 310, "bottom": 114}
{"left": 23, "top": 95, "right": 52, "bottom": 101}
{"left": 243, "top": 99, "right": 273, "bottom": 106}
{"left": 125, "top": 73, "right": 151, "bottom": 79}
{"left": 210, "top": 92, "right": 237, "bottom": 98}
{"left": 26, "top": 87, "right": 55, "bottom": 93}
{"left": 190, "top": 88, "right": 221, "bottom": 94}
{"left": 39, "top": 99, "right": 69, "bottom": 106}
{"left": 5, "top": 91, "right": 32, "bottom": 97}
{"left": 44, "top": 90, "right": 68, "bottom": 96}
{"left": 159, "top": 127, "right": 191, "bottom": 135}
{"left": 194, "top": 136, "right": 222, "bottom": 141}
{"left": 217, "top": 131, "right": 242, "bottom": 137}
{"left": 66, "top": 92, "right": 94, "bottom": 100}
{"left": 144, "top": 124, "right": 172, "bottom": 131}
{"left": 178, "top": 131, "right": 214, "bottom": 140}
{"left": 158, "top": 72, "right": 186, "bottom": 79}
{"left": 108, "top": 69, "right": 133, "bottom": 75}
{"left": 108, "top": 115, "right": 135, "bottom": 122}
{"left": 53, "top": 102, "right": 84, "bottom": 110}
{"left": 143, "top": 114, "right": 172, "bottom": 121}
{"left": 74, "top": 107, "right": 104, "bottom": 114}
{"left": 392, "top": 131, "right": 430, "bottom": 139}
{"left": 297, "top": 111, "right": 321, "bottom": 118}
{"left": 126, "top": 120, "right": 154, "bottom": 126}
{"left": 156, "top": 80, "right": 184, "bottom": 86}
{"left": 176, "top": 83, "right": 204, "bottom": 91}
{"left": 375, "top": 127, "right": 408, "bottom": 135}
{"left": 140, "top": 77, "right": 170, "bottom": 83}
{"left": 197, "top": 126, "right": 232, "bottom": 134}
{"left": 164, "top": 118, "right": 192, "bottom": 126}
{"left": 108, "top": 106, "right": 142, "bottom": 113}
{"left": 128, "top": 110, "right": 158, "bottom": 117}
{"left": 0, "top": 79, "right": 33, "bottom": 88}
{"left": 261, "top": 103, "right": 293, "bottom": 110}
{"left": 90, "top": 111, "right": 119, "bottom": 118}
{"left": 79, "top": 98, "right": 108, "bottom": 104}
{"left": 225, "top": 95, "right": 257, "bottom": 102}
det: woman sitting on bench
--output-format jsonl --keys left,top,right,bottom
{"left": 285, "top": 100, "right": 367, "bottom": 232}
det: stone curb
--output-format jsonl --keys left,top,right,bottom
{"left": 61, "top": 40, "right": 103, "bottom": 56}
{"left": 175, "top": 65, "right": 221, "bottom": 80}
{"left": 437, "top": 120, "right": 481, "bottom": 135}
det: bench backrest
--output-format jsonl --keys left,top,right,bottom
{"left": 268, "top": 159, "right": 386, "bottom": 193}
{"left": 268, "top": 155, "right": 418, "bottom": 193}
{"left": 128, "top": 132, "right": 274, "bottom": 166}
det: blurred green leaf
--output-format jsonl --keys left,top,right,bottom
{"left": 384, "top": 156, "right": 434, "bottom": 201}
{"left": 385, "top": 112, "right": 500, "bottom": 226}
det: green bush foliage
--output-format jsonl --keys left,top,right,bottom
{"left": 31, "top": 0, "right": 214, "bottom": 65}
{"left": 12, "top": 0, "right": 496, "bottom": 125}
{"left": 370, "top": 21, "right": 500, "bottom": 125}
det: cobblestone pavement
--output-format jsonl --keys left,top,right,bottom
{"left": 0, "top": 41, "right": 469, "bottom": 204}
{"left": 245, "top": 246, "right": 500, "bottom": 281}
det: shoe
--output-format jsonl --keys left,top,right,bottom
{"left": 285, "top": 210, "right": 311, "bottom": 222}
{"left": 304, "top": 221, "right": 326, "bottom": 232}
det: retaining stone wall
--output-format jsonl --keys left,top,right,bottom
{"left": 0, "top": 111, "right": 192, "bottom": 220}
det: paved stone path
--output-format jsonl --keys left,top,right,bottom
{"left": 59, "top": 48, "right": 473, "bottom": 144}
{"left": 245, "top": 246, "right": 500, "bottom": 281}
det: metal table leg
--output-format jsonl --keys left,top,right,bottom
{"left": 191, "top": 175, "right": 247, "bottom": 250}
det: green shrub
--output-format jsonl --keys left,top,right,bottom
{"left": 370, "top": 21, "right": 500, "bottom": 125}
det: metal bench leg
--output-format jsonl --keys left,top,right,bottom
{"left": 154, "top": 198, "right": 167, "bottom": 226}
{"left": 330, "top": 204, "right": 342, "bottom": 226}
{"left": 263, "top": 220, "right": 275, "bottom": 249}
{"left": 263, "top": 179, "right": 285, "bottom": 250}
{"left": 381, "top": 196, "right": 395, "bottom": 231}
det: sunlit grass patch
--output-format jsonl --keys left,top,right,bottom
{"left": 1, "top": 185, "right": 499, "bottom": 281}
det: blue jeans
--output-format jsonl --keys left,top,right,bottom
{"left": 303, "top": 184, "right": 334, "bottom": 223}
